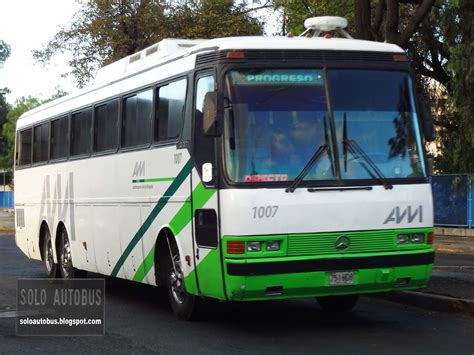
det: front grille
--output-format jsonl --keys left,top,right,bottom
{"left": 287, "top": 230, "right": 395, "bottom": 256}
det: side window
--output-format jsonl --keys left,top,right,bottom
{"left": 33, "top": 122, "right": 49, "bottom": 164}
{"left": 94, "top": 99, "right": 118, "bottom": 152}
{"left": 17, "top": 129, "right": 32, "bottom": 166}
{"left": 50, "top": 116, "right": 69, "bottom": 160}
{"left": 122, "top": 89, "right": 153, "bottom": 148}
{"left": 71, "top": 108, "right": 92, "bottom": 156}
{"left": 155, "top": 78, "right": 187, "bottom": 142}
{"left": 195, "top": 76, "right": 215, "bottom": 113}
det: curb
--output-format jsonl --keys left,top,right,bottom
{"left": 435, "top": 246, "right": 474, "bottom": 255}
{"left": 372, "top": 291, "right": 474, "bottom": 316}
{"left": 0, "top": 228, "right": 15, "bottom": 233}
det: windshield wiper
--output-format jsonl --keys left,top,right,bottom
{"left": 285, "top": 117, "right": 330, "bottom": 193}
{"left": 342, "top": 113, "right": 393, "bottom": 190}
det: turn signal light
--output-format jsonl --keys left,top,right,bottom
{"left": 227, "top": 241, "right": 245, "bottom": 254}
{"left": 427, "top": 232, "right": 434, "bottom": 245}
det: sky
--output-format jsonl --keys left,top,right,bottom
{"left": 0, "top": 1, "right": 280, "bottom": 105}
{"left": 0, "top": 0, "right": 81, "bottom": 104}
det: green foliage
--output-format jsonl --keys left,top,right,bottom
{"left": 435, "top": 0, "right": 474, "bottom": 173}
{"left": 33, "top": 0, "right": 263, "bottom": 87}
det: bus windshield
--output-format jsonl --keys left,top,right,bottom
{"left": 223, "top": 68, "right": 425, "bottom": 184}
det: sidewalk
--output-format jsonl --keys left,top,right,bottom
{"left": 0, "top": 210, "right": 14, "bottom": 233}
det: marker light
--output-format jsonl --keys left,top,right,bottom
{"left": 227, "top": 241, "right": 245, "bottom": 254}
{"left": 247, "top": 241, "right": 262, "bottom": 252}
{"left": 410, "top": 233, "right": 425, "bottom": 243}
{"left": 226, "top": 51, "right": 245, "bottom": 59}
{"left": 397, "top": 234, "right": 410, "bottom": 244}
{"left": 266, "top": 241, "right": 281, "bottom": 251}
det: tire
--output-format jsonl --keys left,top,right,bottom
{"left": 317, "top": 295, "right": 359, "bottom": 313}
{"left": 165, "top": 239, "right": 202, "bottom": 320}
{"left": 58, "top": 229, "right": 88, "bottom": 279}
{"left": 43, "top": 229, "right": 59, "bottom": 278}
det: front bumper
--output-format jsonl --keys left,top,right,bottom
{"left": 224, "top": 250, "right": 434, "bottom": 301}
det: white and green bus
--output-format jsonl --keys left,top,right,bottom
{"left": 15, "top": 17, "right": 435, "bottom": 319}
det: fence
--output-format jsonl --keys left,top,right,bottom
{"left": 431, "top": 174, "right": 473, "bottom": 228}
{"left": 0, "top": 191, "right": 14, "bottom": 209}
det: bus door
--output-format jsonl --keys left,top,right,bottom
{"left": 191, "top": 72, "right": 226, "bottom": 300}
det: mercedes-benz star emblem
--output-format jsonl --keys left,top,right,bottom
{"left": 335, "top": 236, "right": 350, "bottom": 252}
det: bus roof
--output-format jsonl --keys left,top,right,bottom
{"left": 18, "top": 35, "right": 403, "bottom": 125}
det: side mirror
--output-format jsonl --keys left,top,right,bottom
{"left": 420, "top": 99, "right": 436, "bottom": 142}
{"left": 202, "top": 91, "right": 218, "bottom": 136}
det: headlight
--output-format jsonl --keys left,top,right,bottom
{"left": 397, "top": 234, "right": 410, "bottom": 244}
{"left": 247, "top": 241, "right": 262, "bottom": 252}
{"left": 266, "top": 241, "right": 281, "bottom": 251}
{"left": 410, "top": 233, "right": 424, "bottom": 243}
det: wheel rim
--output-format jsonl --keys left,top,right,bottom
{"left": 60, "top": 233, "right": 73, "bottom": 278}
{"left": 170, "top": 254, "right": 186, "bottom": 304}
{"left": 45, "top": 238, "right": 54, "bottom": 273}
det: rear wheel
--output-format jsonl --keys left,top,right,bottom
{"left": 43, "top": 229, "right": 59, "bottom": 278}
{"left": 317, "top": 295, "right": 359, "bottom": 312}
{"left": 166, "top": 238, "right": 202, "bottom": 320}
{"left": 59, "top": 229, "right": 87, "bottom": 279}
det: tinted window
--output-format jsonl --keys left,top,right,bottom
{"left": 71, "top": 109, "right": 92, "bottom": 156}
{"left": 122, "top": 90, "right": 153, "bottom": 147}
{"left": 17, "top": 129, "right": 32, "bottom": 166}
{"left": 33, "top": 122, "right": 49, "bottom": 163}
{"left": 94, "top": 100, "right": 119, "bottom": 152}
{"left": 155, "top": 79, "right": 187, "bottom": 141}
{"left": 51, "top": 116, "right": 69, "bottom": 160}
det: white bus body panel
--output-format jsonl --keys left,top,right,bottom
{"left": 219, "top": 184, "right": 433, "bottom": 236}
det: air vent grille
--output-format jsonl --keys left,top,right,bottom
{"left": 196, "top": 50, "right": 395, "bottom": 66}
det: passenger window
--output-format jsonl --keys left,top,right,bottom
{"left": 94, "top": 100, "right": 118, "bottom": 152}
{"left": 155, "top": 79, "right": 187, "bottom": 142}
{"left": 122, "top": 90, "right": 153, "bottom": 148}
{"left": 33, "top": 122, "right": 49, "bottom": 163}
{"left": 17, "top": 129, "right": 32, "bottom": 166}
{"left": 71, "top": 108, "right": 92, "bottom": 156}
{"left": 50, "top": 116, "right": 69, "bottom": 160}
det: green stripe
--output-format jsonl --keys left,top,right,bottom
{"left": 111, "top": 160, "right": 192, "bottom": 277}
{"left": 132, "top": 177, "right": 175, "bottom": 183}
{"left": 132, "top": 183, "right": 216, "bottom": 282}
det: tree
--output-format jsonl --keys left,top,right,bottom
{"left": 33, "top": 0, "right": 263, "bottom": 88}
{"left": 433, "top": 0, "right": 474, "bottom": 173}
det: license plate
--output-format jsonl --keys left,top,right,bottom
{"left": 329, "top": 271, "right": 354, "bottom": 286}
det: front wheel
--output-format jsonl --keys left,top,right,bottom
{"left": 317, "top": 295, "right": 359, "bottom": 312}
{"left": 166, "top": 240, "right": 202, "bottom": 320}
{"left": 59, "top": 229, "right": 87, "bottom": 279}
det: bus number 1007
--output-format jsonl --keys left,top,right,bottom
{"left": 252, "top": 206, "right": 279, "bottom": 219}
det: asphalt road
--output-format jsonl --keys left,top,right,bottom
{"left": 1, "top": 234, "right": 473, "bottom": 354}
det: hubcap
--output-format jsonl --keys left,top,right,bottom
{"left": 170, "top": 254, "right": 185, "bottom": 304}
{"left": 60, "top": 234, "right": 73, "bottom": 278}
{"left": 45, "top": 239, "right": 54, "bottom": 273}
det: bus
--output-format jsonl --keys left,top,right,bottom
{"left": 15, "top": 17, "right": 435, "bottom": 320}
